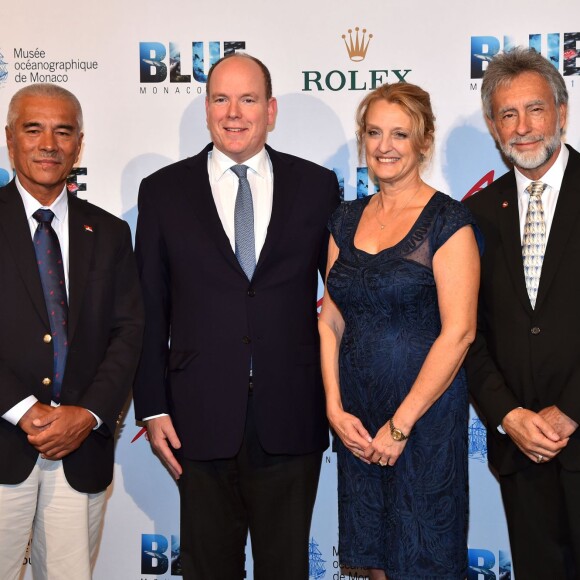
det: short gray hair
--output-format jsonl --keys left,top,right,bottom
{"left": 481, "top": 47, "right": 568, "bottom": 120}
{"left": 7, "top": 83, "right": 83, "bottom": 131}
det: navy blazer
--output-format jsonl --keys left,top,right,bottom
{"left": 465, "top": 144, "right": 580, "bottom": 474}
{"left": 133, "top": 144, "right": 340, "bottom": 460}
{"left": 0, "top": 181, "right": 144, "bottom": 493}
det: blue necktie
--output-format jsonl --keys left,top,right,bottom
{"left": 231, "top": 164, "right": 256, "bottom": 280}
{"left": 33, "top": 209, "right": 68, "bottom": 402}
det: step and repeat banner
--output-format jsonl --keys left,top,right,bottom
{"left": 0, "top": 0, "right": 579, "bottom": 578}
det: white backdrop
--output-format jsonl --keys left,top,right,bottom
{"left": 0, "top": 1, "right": 579, "bottom": 578}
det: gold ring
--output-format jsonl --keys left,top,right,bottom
{"left": 536, "top": 454, "right": 544, "bottom": 463}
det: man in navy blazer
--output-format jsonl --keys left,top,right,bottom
{"left": 133, "top": 53, "right": 340, "bottom": 579}
{"left": 465, "top": 48, "right": 580, "bottom": 579}
{"left": 0, "top": 84, "right": 143, "bottom": 579}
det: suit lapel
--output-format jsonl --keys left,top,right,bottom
{"left": 67, "top": 194, "right": 94, "bottom": 344}
{"left": 0, "top": 182, "right": 49, "bottom": 326}
{"left": 496, "top": 176, "right": 534, "bottom": 313}
{"left": 535, "top": 145, "right": 580, "bottom": 310}
{"left": 186, "top": 145, "right": 245, "bottom": 275}
{"left": 255, "top": 146, "right": 296, "bottom": 273}
{"left": 187, "top": 144, "right": 297, "bottom": 279}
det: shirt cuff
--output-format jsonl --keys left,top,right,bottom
{"left": 143, "top": 413, "right": 169, "bottom": 421}
{"left": 86, "top": 409, "right": 103, "bottom": 430}
{"left": 2, "top": 395, "right": 38, "bottom": 425}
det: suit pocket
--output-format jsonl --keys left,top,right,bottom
{"left": 168, "top": 349, "right": 199, "bottom": 371}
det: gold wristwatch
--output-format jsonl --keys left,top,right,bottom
{"left": 389, "top": 418, "right": 409, "bottom": 441}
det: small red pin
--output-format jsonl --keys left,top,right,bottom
{"left": 84, "top": 224, "right": 94, "bottom": 232}
{"left": 501, "top": 201, "right": 509, "bottom": 208}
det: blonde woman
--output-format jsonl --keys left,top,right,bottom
{"left": 319, "top": 83, "right": 481, "bottom": 579}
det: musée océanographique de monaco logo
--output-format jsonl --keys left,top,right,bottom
{"left": 0, "top": 49, "right": 8, "bottom": 85}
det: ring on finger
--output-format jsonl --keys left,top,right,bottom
{"left": 536, "top": 453, "right": 544, "bottom": 463}
{"left": 378, "top": 459, "right": 388, "bottom": 467}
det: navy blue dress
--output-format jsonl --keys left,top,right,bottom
{"left": 327, "top": 192, "right": 476, "bottom": 580}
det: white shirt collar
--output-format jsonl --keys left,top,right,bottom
{"left": 209, "top": 146, "right": 270, "bottom": 182}
{"left": 15, "top": 175, "right": 68, "bottom": 223}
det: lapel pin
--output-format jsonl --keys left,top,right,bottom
{"left": 84, "top": 224, "right": 94, "bottom": 233}
{"left": 501, "top": 201, "right": 509, "bottom": 208}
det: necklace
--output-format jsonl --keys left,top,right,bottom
{"left": 375, "top": 183, "right": 423, "bottom": 230}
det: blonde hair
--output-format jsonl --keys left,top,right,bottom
{"left": 355, "top": 82, "right": 435, "bottom": 163}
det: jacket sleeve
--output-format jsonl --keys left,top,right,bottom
{"left": 132, "top": 176, "right": 172, "bottom": 420}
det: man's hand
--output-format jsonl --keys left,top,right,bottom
{"left": 17, "top": 402, "right": 53, "bottom": 436}
{"left": 538, "top": 405, "right": 578, "bottom": 439}
{"left": 146, "top": 416, "right": 183, "bottom": 480}
{"left": 502, "top": 407, "right": 568, "bottom": 463}
{"left": 27, "top": 406, "right": 96, "bottom": 460}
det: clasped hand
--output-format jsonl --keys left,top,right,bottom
{"left": 19, "top": 402, "right": 96, "bottom": 460}
{"left": 329, "top": 409, "right": 406, "bottom": 466}
{"left": 503, "top": 406, "right": 576, "bottom": 464}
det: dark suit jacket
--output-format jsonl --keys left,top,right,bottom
{"left": 464, "top": 144, "right": 580, "bottom": 475}
{"left": 133, "top": 144, "right": 340, "bottom": 460}
{"left": 0, "top": 181, "right": 144, "bottom": 493}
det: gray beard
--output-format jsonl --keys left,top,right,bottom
{"left": 500, "top": 131, "right": 561, "bottom": 170}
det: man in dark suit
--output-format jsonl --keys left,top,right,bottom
{"left": 465, "top": 47, "right": 580, "bottom": 579}
{"left": 0, "top": 84, "right": 143, "bottom": 580}
{"left": 133, "top": 53, "right": 340, "bottom": 579}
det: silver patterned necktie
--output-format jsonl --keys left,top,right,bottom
{"left": 522, "top": 180, "right": 547, "bottom": 309}
{"left": 231, "top": 164, "right": 256, "bottom": 280}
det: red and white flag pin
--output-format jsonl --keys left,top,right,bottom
{"left": 84, "top": 224, "right": 94, "bottom": 232}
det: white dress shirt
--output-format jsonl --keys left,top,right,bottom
{"left": 208, "top": 146, "right": 274, "bottom": 259}
{"left": 2, "top": 178, "right": 101, "bottom": 428}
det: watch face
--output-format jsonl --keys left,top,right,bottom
{"left": 392, "top": 429, "right": 403, "bottom": 441}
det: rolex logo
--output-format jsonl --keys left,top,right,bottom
{"left": 303, "top": 27, "right": 411, "bottom": 92}
{"left": 342, "top": 27, "right": 373, "bottom": 62}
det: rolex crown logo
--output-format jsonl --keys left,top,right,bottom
{"left": 342, "top": 27, "right": 373, "bottom": 62}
